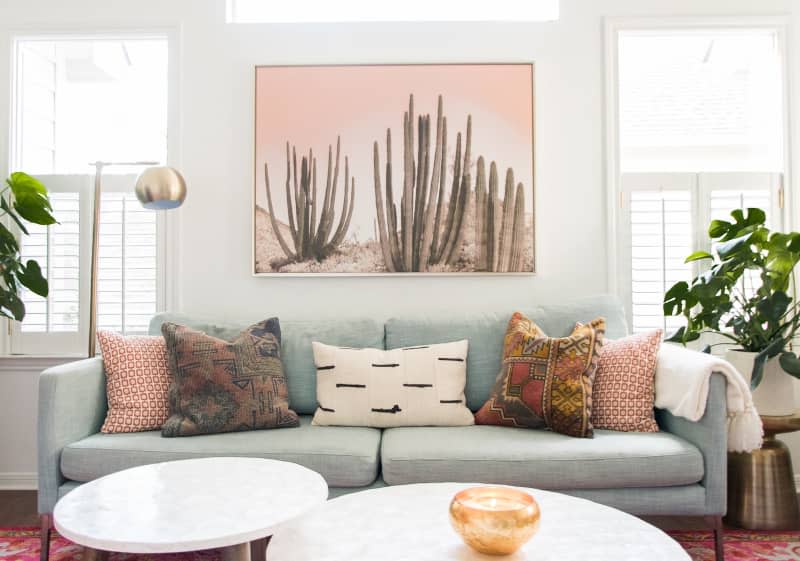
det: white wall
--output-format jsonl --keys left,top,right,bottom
{"left": 0, "top": 0, "right": 797, "bottom": 488}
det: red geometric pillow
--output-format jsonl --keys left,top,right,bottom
{"left": 474, "top": 312, "right": 605, "bottom": 438}
{"left": 590, "top": 330, "right": 662, "bottom": 432}
{"left": 98, "top": 331, "right": 170, "bottom": 433}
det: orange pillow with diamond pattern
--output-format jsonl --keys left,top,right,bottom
{"left": 474, "top": 312, "right": 605, "bottom": 438}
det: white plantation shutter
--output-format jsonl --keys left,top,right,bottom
{"left": 700, "top": 172, "right": 781, "bottom": 232}
{"left": 19, "top": 193, "right": 81, "bottom": 333}
{"left": 97, "top": 191, "right": 159, "bottom": 334}
{"left": 619, "top": 172, "right": 783, "bottom": 338}
{"left": 621, "top": 174, "right": 695, "bottom": 335}
{"left": 11, "top": 174, "right": 163, "bottom": 355}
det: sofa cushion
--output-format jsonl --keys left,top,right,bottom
{"left": 380, "top": 425, "right": 703, "bottom": 489}
{"left": 385, "top": 295, "right": 628, "bottom": 410}
{"left": 61, "top": 416, "right": 380, "bottom": 488}
{"left": 149, "top": 313, "right": 384, "bottom": 415}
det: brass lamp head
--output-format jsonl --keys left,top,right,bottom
{"left": 134, "top": 166, "right": 187, "bottom": 210}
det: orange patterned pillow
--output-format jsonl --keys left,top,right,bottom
{"left": 98, "top": 331, "right": 170, "bottom": 433}
{"left": 474, "top": 312, "right": 605, "bottom": 438}
{"left": 591, "top": 330, "right": 662, "bottom": 432}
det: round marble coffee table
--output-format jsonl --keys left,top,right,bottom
{"left": 53, "top": 457, "right": 328, "bottom": 561}
{"left": 269, "top": 483, "right": 690, "bottom": 561}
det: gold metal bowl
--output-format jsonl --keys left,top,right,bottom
{"left": 449, "top": 486, "right": 541, "bottom": 555}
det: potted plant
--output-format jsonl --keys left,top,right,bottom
{"left": 663, "top": 207, "right": 800, "bottom": 415}
{"left": 0, "top": 172, "right": 56, "bottom": 321}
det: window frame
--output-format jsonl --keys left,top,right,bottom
{"left": 3, "top": 28, "right": 180, "bottom": 356}
{"left": 605, "top": 16, "right": 794, "bottom": 328}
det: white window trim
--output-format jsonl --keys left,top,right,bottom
{"left": 604, "top": 15, "right": 794, "bottom": 316}
{"left": 1, "top": 27, "right": 182, "bottom": 357}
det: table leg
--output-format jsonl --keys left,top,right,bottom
{"left": 250, "top": 536, "right": 271, "bottom": 561}
{"left": 222, "top": 542, "right": 251, "bottom": 561}
{"left": 82, "top": 548, "right": 109, "bottom": 561}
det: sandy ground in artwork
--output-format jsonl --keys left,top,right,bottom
{"left": 254, "top": 205, "right": 534, "bottom": 274}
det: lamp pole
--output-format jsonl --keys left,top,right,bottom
{"left": 88, "top": 161, "right": 159, "bottom": 357}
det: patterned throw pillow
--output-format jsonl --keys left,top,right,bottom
{"left": 161, "top": 318, "right": 299, "bottom": 437}
{"left": 591, "top": 330, "right": 662, "bottom": 432}
{"left": 474, "top": 312, "right": 605, "bottom": 438}
{"left": 311, "top": 340, "right": 473, "bottom": 428}
{"left": 98, "top": 331, "right": 171, "bottom": 433}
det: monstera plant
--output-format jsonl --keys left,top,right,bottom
{"left": 663, "top": 207, "right": 800, "bottom": 390}
{"left": 0, "top": 172, "right": 56, "bottom": 321}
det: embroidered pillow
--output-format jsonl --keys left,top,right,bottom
{"left": 311, "top": 340, "right": 473, "bottom": 428}
{"left": 474, "top": 312, "right": 605, "bottom": 438}
{"left": 161, "top": 318, "right": 299, "bottom": 437}
{"left": 591, "top": 329, "right": 662, "bottom": 432}
{"left": 98, "top": 331, "right": 170, "bottom": 433}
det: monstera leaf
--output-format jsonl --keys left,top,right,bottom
{"left": 0, "top": 172, "right": 55, "bottom": 321}
{"left": 663, "top": 207, "right": 800, "bottom": 389}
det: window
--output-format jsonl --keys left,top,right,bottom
{"left": 610, "top": 23, "right": 787, "bottom": 336}
{"left": 10, "top": 35, "right": 170, "bottom": 355}
{"left": 227, "top": 0, "right": 558, "bottom": 23}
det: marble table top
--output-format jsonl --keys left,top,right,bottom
{"left": 269, "top": 483, "right": 690, "bottom": 561}
{"left": 53, "top": 457, "right": 328, "bottom": 553}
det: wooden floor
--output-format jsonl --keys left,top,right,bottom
{"left": 0, "top": 490, "right": 716, "bottom": 531}
{"left": 0, "top": 491, "right": 39, "bottom": 527}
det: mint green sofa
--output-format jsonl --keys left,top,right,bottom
{"left": 37, "top": 296, "right": 727, "bottom": 560}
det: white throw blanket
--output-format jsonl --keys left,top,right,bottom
{"left": 654, "top": 342, "right": 763, "bottom": 452}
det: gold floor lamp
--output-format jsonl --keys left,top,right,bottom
{"left": 88, "top": 161, "right": 187, "bottom": 356}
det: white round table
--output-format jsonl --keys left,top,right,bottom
{"left": 54, "top": 457, "right": 328, "bottom": 561}
{"left": 269, "top": 483, "right": 690, "bottom": 561}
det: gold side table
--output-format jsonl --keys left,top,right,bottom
{"left": 726, "top": 413, "right": 800, "bottom": 529}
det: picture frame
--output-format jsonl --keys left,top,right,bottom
{"left": 253, "top": 63, "right": 535, "bottom": 276}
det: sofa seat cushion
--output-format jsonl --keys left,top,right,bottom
{"left": 61, "top": 416, "right": 380, "bottom": 488}
{"left": 381, "top": 425, "right": 703, "bottom": 489}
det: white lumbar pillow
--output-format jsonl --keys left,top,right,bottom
{"left": 311, "top": 340, "right": 473, "bottom": 428}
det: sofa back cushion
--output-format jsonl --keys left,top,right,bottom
{"left": 149, "top": 313, "right": 384, "bottom": 415}
{"left": 385, "top": 295, "right": 628, "bottom": 411}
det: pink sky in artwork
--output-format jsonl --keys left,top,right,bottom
{"left": 255, "top": 64, "right": 534, "bottom": 242}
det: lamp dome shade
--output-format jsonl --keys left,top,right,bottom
{"left": 135, "top": 166, "right": 187, "bottom": 210}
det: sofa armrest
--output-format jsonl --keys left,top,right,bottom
{"left": 37, "top": 357, "right": 107, "bottom": 514}
{"left": 655, "top": 372, "right": 727, "bottom": 516}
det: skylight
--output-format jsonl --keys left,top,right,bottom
{"left": 226, "top": 0, "right": 559, "bottom": 23}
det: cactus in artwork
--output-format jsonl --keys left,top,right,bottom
{"left": 373, "top": 94, "right": 471, "bottom": 272}
{"left": 263, "top": 137, "right": 355, "bottom": 262}
{"left": 475, "top": 158, "right": 527, "bottom": 272}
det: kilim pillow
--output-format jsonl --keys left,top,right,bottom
{"left": 161, "top": 318, "right": 299, "bottom": 437}
{"left": 311, "top": 340, "right": 473, "bottom": 428}
{"left": 98, "top": 331, "right": 170, "bottom": 433}
{"left": 590, "top": 329, "right": 662, "bottom": 432}
{"left": 474, "top": 312, "right": 605, "bottom": 438}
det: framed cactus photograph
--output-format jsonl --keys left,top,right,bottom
{"left": 253, "top": 63, "right": 535, "bottom": 275}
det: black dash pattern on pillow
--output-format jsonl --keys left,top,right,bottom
{"left": 311, "top": 340, "right": 473, "bottom": 428}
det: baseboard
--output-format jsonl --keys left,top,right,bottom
{"left": 0, "top": 472, "right": 37, "bottom": 490}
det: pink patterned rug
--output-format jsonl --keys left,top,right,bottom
{"left": 3, "top": 527, "right": 800, "bottom": 560}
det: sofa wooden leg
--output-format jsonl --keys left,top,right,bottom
{"left": 40, "top": 514, "right": 52, "bottom": 561}
{"left": 704, "top": 515, "right": 724, "bottom": 561}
